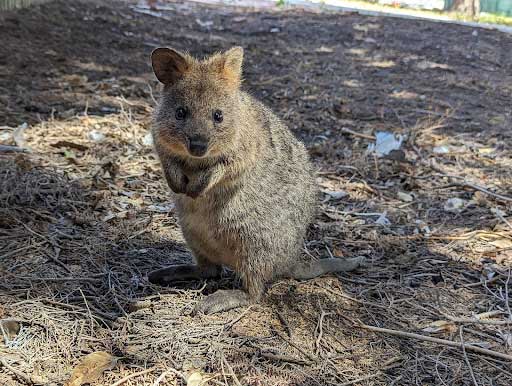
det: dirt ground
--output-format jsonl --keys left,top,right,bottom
{"left": 1, "top": 0, "right": 512, "bottom": 385}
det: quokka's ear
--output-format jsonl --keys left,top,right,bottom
{"left": 215, "top": 46, "right": 244, "bottom": 88}
{"left": 151, "top": 47, "right": 190, "bottom": 85}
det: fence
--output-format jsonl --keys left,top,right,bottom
{"left": 444, "top": 0, "right": 512, "bottom": 15}
{"left": 1, "top": 0, "right": 511, "bottom": 17}
{"left": 0, "top": 0, "right": 51, "bottom": 11}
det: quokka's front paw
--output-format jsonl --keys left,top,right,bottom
{"left": 165, "top": 170, "right": 189, "bottom": 195}
{"left": 184, "top": 176, "right": 209, "bottom": 198}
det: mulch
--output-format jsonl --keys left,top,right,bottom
{"left": 1, "top": 0, "right": 511, "bottom": 385}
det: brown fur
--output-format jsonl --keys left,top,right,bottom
{"left": 149, "top": 47, "right": 361, "bottom": 314}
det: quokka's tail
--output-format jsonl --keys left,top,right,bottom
{"left": 288, "top": 256, "right": 364, "bottom": 280}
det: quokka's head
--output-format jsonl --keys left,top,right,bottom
{"left": 151, "top": 46, "right": 245, "bottom": 159}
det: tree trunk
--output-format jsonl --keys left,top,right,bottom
{"left": 449, "top": 0, "right": 480, "bottom": 16}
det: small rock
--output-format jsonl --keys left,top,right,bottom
{"left": 0, "top": 130, "right": 12, "bottom": 143}
{"left": 398, "top": 192, "right": 414, "bottom": 202}
{"left": 433, "top": 145, "right": 449, "bottom": 154}
{"left": 88, "top": 130, "right": 106, "bottom": 142}
{"left": 444, "top": 198, "right": 466, "bottom": 213}
{"left": 142, "top": 132, "right": 153, "bottom": 147}
{"left": 491, "top": 207, "right": 507, "bottom": 217}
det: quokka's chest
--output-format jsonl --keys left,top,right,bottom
{"left": 176, "top": 198, "right": 245, "bottom": 269}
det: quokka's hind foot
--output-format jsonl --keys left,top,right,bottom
{"left": 288, "top": 256, "right": 364, "bottom": 280}
{"left": 148, "top": 264, "right": 220, "bottom": 286}
{"left": 192, "top": 289, "right": 251, "bottom": 315}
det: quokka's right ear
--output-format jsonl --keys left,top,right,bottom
{"left": 151, "top": 47, "right": 190, "bottom": 85}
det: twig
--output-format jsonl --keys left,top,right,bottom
{"left": 276, "top": 310, "right": 292, "bottom": 337}
{"left": 0, "top": 144, "right": 28, "bottom": 153}
{"left": 427, "top": 159, "right": 512, "bottom": 202}
{"left": 494, "top": 208, "right": 512, "bottom": 231}
{"left": 80, "top": 288, "right": 95, "bottom": 332}
{"left": 152, "top": 367, "right": 185, "bottom": 386}
{"left": 359, "top": 324, "right": 512, "bottom": 361}
{"left": 319, "top": 284, "right": 389, "bottom": 310}
{"left": 505, "top": 268, "right": 512, "bottom": 320}
{"left": 260, "top": 351, "right": 312, "bottom": 366}
{"left": 339, "top": 372, "right": 382, "bottom": 386}
{"left": 274, "top": 329, "right": 317, "bottom": 362}
{"left": 460, "top": 326, "right": 479, "bottom": 386}
{"left": 48, "top": 246, "right": 72, "bottom": 274}
{"left": 0, "top": 357, "right": 40, "bottom": 385}
{"left": 341, "top": 127, "right": 375, "bottom": 140}
{"left": 224, "top": 305, "right": 253, "bottom": 330}
{"left": 110, "top": 367, "right": 157, "bottom": 386}
{"left": 147, "top": 83, "right": 158, "bottom": 105}
{"left": 314, "top": 309, "right": 328, "bottom": 355}
{"left": 437, "top": 309, "right": 512, "bottom": 326}
{"left": 436, "top": 181, "right": 512, "bottom": 202}
{"left": 221, "top": 354, "right": 242, "bottom": 386}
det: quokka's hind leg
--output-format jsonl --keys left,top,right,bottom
{"left": 288, "top": 256, "right": 364, "bottom": 280}
{"left": 148, "top": 262, "right": 221, "bottom": 286}
{"left": 193, "top": 267, "right": 266, "bottom": 315}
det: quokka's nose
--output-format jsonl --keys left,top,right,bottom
{"left": 187, "top": 136, "right": 208, "bottom": 157}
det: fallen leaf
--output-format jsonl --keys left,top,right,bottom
{"left": 186, "top": 371, "right": 203, "bottom": 386}
{"left": 322, "top": 190, "right": 348, "bottom": 200}
{"left": 489, "top": 238, "right": 512, "bottom": 249}
{"left": 66, "top": 351, "right": 118, "bottom": 386}
{"left": 315, "top": 46, "right": 334, "bottom": 53}
{"left": 0, "top": 319, "right": 21, "bottom": 343}
{"left": 422, "top": 320, "right": 457, "bottom": 334}
{"left": 147, "top": 203, "right": 175, "bottom": 213}
{"left": 375, "top": 212, "right": 391, "bottom": 226}
{"left": 63, "top": 149, "right": 76, "bottom": 159}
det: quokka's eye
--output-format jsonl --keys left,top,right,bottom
{"left": 213, "top": 110, "right": 223, "bottom": 123}
{"left": 175, "top": 107, "right": 187, "bottom": 120}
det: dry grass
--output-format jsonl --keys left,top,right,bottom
{"left": 1, "top": 1, "right": 512, "bottom": 385}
